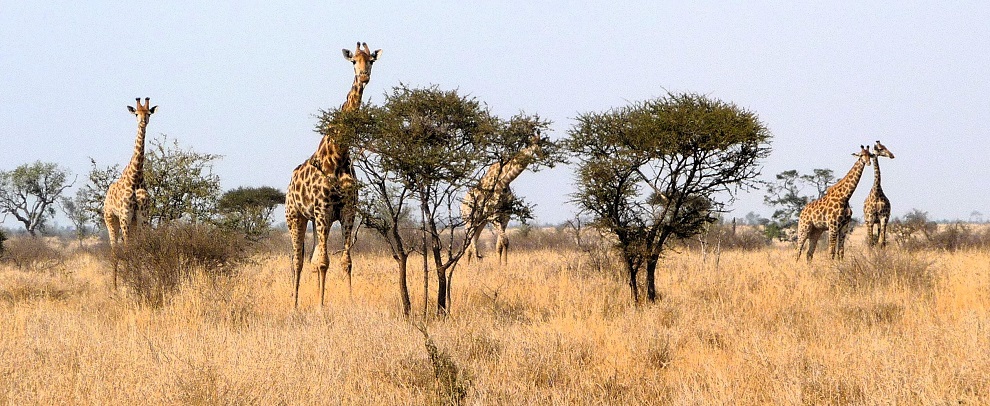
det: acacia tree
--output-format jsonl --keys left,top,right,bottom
{"left": 217, "top": 186, "right": 286, "bottom": 241}
{"left": 0, "top": 161, "right": 75, "bottom": 236}
{"left": 567, "top": 92, "right": 771, "bottom": 303}
{"left": 352, "top": 91, "right": 559, "bottom": 317}
{"left": 366, "top": 85, "right": 497, "bottom": 316}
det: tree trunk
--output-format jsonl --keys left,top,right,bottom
{"left": 625, "top": 256, "right": 639, "bottom": 303}
{"left": 645, "top": 256, "right": 659, "bottom": 302}
{"left": 395, "top": 252, "right": 411, "bottom": 317}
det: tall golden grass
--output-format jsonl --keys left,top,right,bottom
{"left": 1, "top": 229, "right": 988, "bottom": 405}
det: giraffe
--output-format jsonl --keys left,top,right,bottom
{"left": 795, "top": 145, "right": 874, "bottom": 262}
{"left": 462, "top": 130, "right": 545, "bottom": 264}
{"left": 863, "top": 140, "right": 895, "bottom": 248}
{"left": 104, "top": 97, "right": 156, "bottom": 289}
{"left": 285, "top": 42, "right": 380, "bottom": 307}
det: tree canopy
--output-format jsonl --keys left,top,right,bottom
{"left": 566, "top": 92, "right": 772, "bottom": 302}
{"left": 0, "top": 161, "right": 75, "bottom": 236}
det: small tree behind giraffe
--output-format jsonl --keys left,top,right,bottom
{"left": 104, "top": 97, "right": 156, "bottom": 289}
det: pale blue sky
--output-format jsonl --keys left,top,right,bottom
{"left": 2, "top": 2, "right": 988, "bottom": 227}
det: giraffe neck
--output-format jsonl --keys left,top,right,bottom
{"left": 341, "top": 76, "right": 367, "bottom": 112}
{"left": 831, "top": 158, "right": 867, "bottom": 202}
{"left": 313, "top": 75, "right": 367, "bottom": 173}
{"left": 122, "top": 121, "right": 148, "bottom": 187}
{"left": 871, "top": 155, "right": 883, "bottom": 193}
{"left": 480, "top": 144, "right": 538, "bottom": 191}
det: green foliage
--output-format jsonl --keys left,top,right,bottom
{"left": 75, "top": 158, "right": 120, "bottom": 229}
{"left": 762, "top": 168, "right": 835, "bottom": 240}
{"left": 216, "top": 186, "right": 285, "bottom": 241}
{"left": 146, "top": 135, "right": 223, "bottom": 225}
{"left": 0, "top": 161, "right": 75, "bottom": 236}
{"left": 566, "top": 92, "right": 771, "bottom": 302}
{"left": 85, "top": 135, "right": 223, "bottom": 228}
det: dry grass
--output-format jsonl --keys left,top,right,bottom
{"left": 1, "top": 232, "right": 989, "bottom": 405}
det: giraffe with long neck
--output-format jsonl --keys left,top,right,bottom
{"left": 864, "top": 140, "right": 895, "bottom": 248}
{"left": 104, "top": 97, "right": 156, "bottom": 289}
{"left": 795, "top": 145, "right": 874, "bottom": 262}
{"left": 285, "top": 42, "right": 380, "bottom": 307}
{"left": 463, "top": 131, "right": 544, "bottom": 264}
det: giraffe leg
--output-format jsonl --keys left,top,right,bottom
{"left": 879, "top": 216, "right": 889, "bottom": 248}
{"left": 806, "top": 228, "right": 824, "bottom": 262}
{"left": 827, "top": 225, "right": 841, "bottom": 260}
{"left": 495, "top": 216, "right": 510, "bottom": 266}
{"left": 466, "top": 221, "right": 486, "bottom": 263}
{"left": 795, "top": 221, "right": 810, "bottom": 261}
{"left": 340, "top": 206, "right": 355, "bottom": 293}
{"left": 314, "top": 215, "right": 331, "bottom": 307}
{"left": 287, "top": 215, "right": 307, "bottom": 308}
{"left": 105, "top": 214, "right": 122, "bottom": 290}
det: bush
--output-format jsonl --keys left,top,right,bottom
{"left": 832, "top": 249, "right": 939, "bottom": 292}
{"left": 0, "top": 229, "right": 6, "bottom": 256}
{"left": 0, "top": 236, "right": 65, "bottom": 272}
{"left": 680, "top": 222, "right": 771, "bottom": 251}
{"left": 116, "top": 223, "right": 249, "bottom": 306}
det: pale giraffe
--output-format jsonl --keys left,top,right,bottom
{"left": 462, "top": 130, "right": 545, "bottom": 264}
{"left": 795, "top": 145, "right": 874, "bottom": 262}
{"left": 104, "top": 97, "right": 156, "bottom": 289}
{"left": 863, "top": 140, "right": 895, "bottom": 248}
{"left": 285, "top": 42, "right": 380, "bottom": 307}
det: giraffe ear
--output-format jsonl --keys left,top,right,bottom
{"left": 127, "top": 106, "right": 137, "bottom": 114}
{"left": 149, "top": 106, "right": 158, "bottom": 114}
{"left": 370, "top": 49, "right": 382, "bottom": 61}
{"left": 342, "top": 49, "right": 354, "bottom": 60}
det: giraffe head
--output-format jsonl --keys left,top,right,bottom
{"left": 873, "top": 140, "right": 895, "bottom": 159}
{"left": 127, "top": 97, "right": 157, "bottom": 126}
{"left": 852, "top": 145, "right": 874, "bottom": 166}
{"left": 342, "top": 42, "right": 381, "bottom": 85}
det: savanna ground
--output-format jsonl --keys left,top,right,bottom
{"left": 1, "top": 225, "right": 988, "bottom": 405}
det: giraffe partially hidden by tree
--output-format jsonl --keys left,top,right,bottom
{"left": 285, "top": 42, "right": 380, "bottom": 307}
{"left": 795, "top": 145, "right": 874, "bottom": 262}
{"left": 462, "top": 131, "right": 545, "bottom": 265}
{"left": 104, "top": 97, "right": 157, "bottom": 289}
{"left": 863, "top": 140, "right": 895, "bottom": 248}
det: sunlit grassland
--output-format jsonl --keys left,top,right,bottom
{"left": 1, "top": 232, "right": 988, "bottom": 404}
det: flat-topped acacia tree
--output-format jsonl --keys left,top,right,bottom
{"left": 566, "top": 92, "right": 772, "bottom": 303}
{"left": 352, "top": 85, "right": 561, "bottom": 317}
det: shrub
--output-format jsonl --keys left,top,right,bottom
{"left": 832, "top": 249, "right": 939, "bottom": 292}
{"left": 0, "top": 236, "right": 65, "bottom": 272}
{"left": 116, "top": 223, "right": 248, "bottom": 306}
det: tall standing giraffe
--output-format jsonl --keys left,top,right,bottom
{"left": 795, "top": 145, "right": 874, "bottom": 262}
{"left": 863, "top": 140, "right": 895, "bottom": 248}
{"left": 285, "top": 42, "right": 380, "bottom": 307}
{"left": 462, "top": 130, "right": 545, "bottom": 264}
{"left": 104, "top": 97, "right": 157, "bottom": 289}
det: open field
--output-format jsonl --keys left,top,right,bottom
{"left": 1, "top": 229, "right": 989, "bottom": 405}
